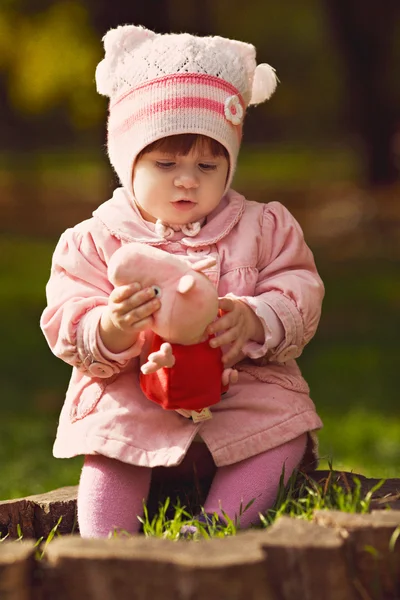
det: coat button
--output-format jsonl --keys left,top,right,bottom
{"left": 275, "top": 345, "right": 298, "bottom": 362}
{"left": 87, "top": 362, "right": 114, "bottom": 377}
{"left": 186, "top": 246, "right": 211, "bottom": 256}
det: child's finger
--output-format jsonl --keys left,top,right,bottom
{"left": 118, "top": 287, "right": 157, "bottom": 316}
{"left": 218, "top": 297, "right": 235, "bottom": 312}
{"left": 222, "top": 368, "right": 239, "bottom": 386}
{"left": 130, "top": 296, "right": 161, "bottom": 322}
{"left": 210, "top": 323, "right": 241, "bottom": 348}
{"left": 207, "top": 313, "right": 230, "bottom": 335}
{"left": 208, "top": 306, "right": 241, "bottom": 335}
{"left": 130, "top": 314, "right": 154, "bottom": 332}
{"left": 110, "top": 283, "right": 141, "bottom": 303}
{"left": 222, "top": 337, "right": 244, "bottom": 364}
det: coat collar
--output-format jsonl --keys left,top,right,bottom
{"left": 93, "top": 187, "right": 245, "bottom": 247}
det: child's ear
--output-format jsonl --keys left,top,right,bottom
{"left": 177, "top": 275, "right": 195, "bottom": 294}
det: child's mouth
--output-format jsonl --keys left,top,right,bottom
{"left": 172, "top": 200, "right": 196, "bottom": 211}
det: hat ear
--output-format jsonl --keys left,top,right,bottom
{"left": 96, "top": 25, "right": 156, "bottom": 97}
{"left": 215, "top": 39, "right": 277, "bottom": 106}
{"left": 103, "top": 25, "right": 155, "bottom": 57}
{"left": 215, "top": 38, "right": 256, "bottom": 104}
{"left": 221, "top": 38, "right": 256, "bottom": 69}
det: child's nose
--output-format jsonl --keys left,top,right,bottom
{"left": 174, "top": 169, "right": 199, "bottom": 189}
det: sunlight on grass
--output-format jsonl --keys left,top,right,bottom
{"left": 260, "top": 468, "right": 384, "bottom": 528}
{"left": 318, "top": 408, "right": 400, "bottom": 478}
{"left": 108, "top": 468, "right": 383, "bottom": 541}
{"left": 2, "top": 470, "right": 385, "bottom": 546}
{"left": 134, "top": 498, "right": 238, "bottom": 541}
{"left": 0, "top": 414, "right": 82, "bottom": 500}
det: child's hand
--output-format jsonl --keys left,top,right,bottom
{"left": 107, "top": 283, "right": 161, "bottom": 333}
{"left": 222, "top": 367, "right": 239, "bottom": 386}
{"left": 207, "top": 297, "right": 264, "bottom": 365}
{"left": 99, "top": 283, "right": 161, "bottom": 354}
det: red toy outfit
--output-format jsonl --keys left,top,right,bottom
{"left": 140, "top": 333, "right": 229, "bottom": 411}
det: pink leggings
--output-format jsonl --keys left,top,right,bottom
{"left": 77, "top": 433, "right": 307, "bottom": 538}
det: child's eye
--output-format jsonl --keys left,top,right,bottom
{"left": 199, "top": 163, "right": 217, "bottom": 171}
{"left": 156, "top": 161, "right": 175, "bottom": 169}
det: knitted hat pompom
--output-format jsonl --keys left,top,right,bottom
{"left": 249, "top": 64, "right": 278, "bottom": 105}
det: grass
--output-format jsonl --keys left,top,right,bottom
{"left": 137, "top": 499, "right": 239, "bottom": 540}
{"left": 0, "top": 414, "right": 83, "bottom": 500}
{"left": 0, "top": 516, "right": 64, "bottom": 560}
{"left": 1, "top": 467, "right": 387, "bottom": 546}
{"left": 316, "top": 410, "right": 400, "bottom": 478}
{"left": 99, "top": 467, "right": 387, "bottom": 541}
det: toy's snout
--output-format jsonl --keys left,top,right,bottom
{"left": 177, "top": 275, "right": 195, "bottom": 294}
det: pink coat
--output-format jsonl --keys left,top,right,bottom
{"left": 41, "top": 188, "right": 324, "bottom": 467}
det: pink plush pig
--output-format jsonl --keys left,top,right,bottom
{"left": 107, "top": 243, "right": 237, "bottom": 419}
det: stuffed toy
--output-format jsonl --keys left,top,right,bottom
{"left": 108, "top": 243, "right": 238, "bottom": 421}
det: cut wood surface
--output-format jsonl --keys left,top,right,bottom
{"left": 1, "top": 514, "right": 399, "bottom": 599}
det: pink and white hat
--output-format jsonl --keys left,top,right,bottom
{"left": 95, "top": 25, "right": 277, "bottom": 194}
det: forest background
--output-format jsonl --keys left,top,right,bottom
{"left": 0, "top": 0, "right": 399, "bottom": 499}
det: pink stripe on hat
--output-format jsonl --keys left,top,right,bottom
{"left": 111, "top": 96, "right": 243, "bottom": 139}
{"left": 111, "top": 73, "right": 242, "bottom": 108}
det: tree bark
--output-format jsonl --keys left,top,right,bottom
{"left": 323, "top": 0, "right": 400, "bottom": 186}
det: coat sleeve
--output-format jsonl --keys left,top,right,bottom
{"left": 231, "top": 201, "right": 324, "bottom": 363}
{"left": 40, "top": 228, "right": 145, "bottom": 378}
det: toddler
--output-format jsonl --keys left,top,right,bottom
{"left": 41, "top": 25, "right": 324, "bottom": 537}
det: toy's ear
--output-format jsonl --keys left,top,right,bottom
{"left": 191, "top": 257, "right": 216, "bottom": 272}
{"left": 177, "top": 275, "right": 195, "bottom": 294}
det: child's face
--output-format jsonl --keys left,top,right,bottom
{"left": 132, "top": 145, "right": 229, "bottom": 225}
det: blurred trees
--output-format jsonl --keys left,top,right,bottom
{"left": 324, "top": 0, "right": 400, "bottom": 185}
{"left": 86, "top": 1, "right": 171, "bottom": 35}
{"left": 0, "top": 0, "right": 103, "bottom": 150}
{"left": 0, "top": 0, "right": 399, "bottom": 185}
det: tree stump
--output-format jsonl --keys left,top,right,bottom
{"left": 0, "top": 470, "right": 398, "bottom": 541}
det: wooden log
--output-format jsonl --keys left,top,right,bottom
{"left": 314, "top": 509, "right": 400, "bottom": 599}
{"left": 40, "top": 532, "right": 274, "bottom": 600}
{"left": 0, "top": 470, "right": 399, "bottom": 541}
{"left": 0, "top": 487, "right": 78, "bottom": 540}
{"left": 260, "top": 516, "right": 356, "bottom": 600}
{"left": 306, "top": 471, "right": 400, "bottom": 510}
{"left": 0, "top": 541, "right": 36, "bottom": 600}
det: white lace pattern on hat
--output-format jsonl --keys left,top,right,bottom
{"left": 224, "top": 95, "right": 244, "bottom": 125}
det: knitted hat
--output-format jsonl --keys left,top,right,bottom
{"left": 95, "top": 25, "right": 277, "bottom": 194}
